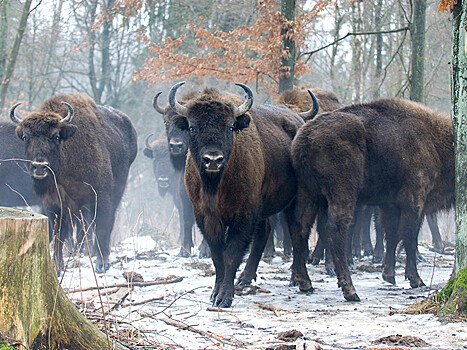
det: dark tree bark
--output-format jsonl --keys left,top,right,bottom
{"left": 409, "top": 0, "right": 427, "bottom": 103}
{"left": 278, "top": 0, "right": 296, "bottom": 93}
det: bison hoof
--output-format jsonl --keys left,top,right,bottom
{"left": 382, "top": 274, "right": 396, "bottom": 285}
{"left": 95, "top": 263, "right": 110, "bottom": 274}
{"left": 372, "top": 256, "right": 383, "bottom": 264}
{"left": 310, "top": 257, "right": 320, "bottom": 265}
{"left": 235, "top": 279, "right": 251, "bottom": 286}
{"left": 198, "top": 250, "right": 211, "bottom": 259}
{"left": 325, "top": 267, "right": 336, "bottom": 276}
{"left": 344, "top": 293, "right": 361, "bottom": 302}
{"left": 410, "top": 279, "right": 426, "bottom": 289}
{"left": 213, "top": 298, "right": 232, "bottom": 308}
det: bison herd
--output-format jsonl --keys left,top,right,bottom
{"left": 0, "top": 83, "right": 454, "bottom": 307}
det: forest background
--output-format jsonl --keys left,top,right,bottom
{"left": 0, "top": 0, "right": 453, "bottom": 244}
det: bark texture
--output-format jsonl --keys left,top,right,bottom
{"left": 0, "top": 207, "right": 127, "bottom": 349}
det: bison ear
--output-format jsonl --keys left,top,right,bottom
{"left": 173, "top": 115, "right": 189, "bottom": 130}
{"left": 143, "top": 148, "right": 154, "bottom": 159}
{"left": 234, "top": 113, "right": 250, "bottom": 131}
{"left": 15, "top": 127, "right": 24, "bottom": 140}
{"left": 59, "top": 124, "right": 77, "bottom": 140}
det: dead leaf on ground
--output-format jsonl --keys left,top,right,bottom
{"left": 123, "top": 271, "right": 144, "bottom": 282}
{"left": 372, "top": 334, "right": 429, "bottom": 347}
{"left": 277, "top": 329, "right": 303, "bottom": 342}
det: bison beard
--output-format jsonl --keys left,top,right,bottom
{"left": 169, "top": 82, "right": 307, "bottom": 307}
{"left": 10, "top": 93, "right": 137, "bottom": 274}
{"left": 290, "top": 98, "right": 454, "bottom": 301}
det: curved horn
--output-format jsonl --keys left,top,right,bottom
{"left": 299, "top": 89, "right": 319, "bottom": 121}
{"left": 60, "top": 102, "right": 75, "bottom": 124}
{"left": 9, "top": 102, "right": 22, "bottom": 124}
{"left": 168, "top": 81, "right": 189, "bottom": 117}
{"left": 153, "top": 92, "right": 166, "bottom": 114}
{"left": 145, "top": 133, "right": 155, "bottom": 149}
{"left": 233, "top": 83, "right": 253, "bottom": 118}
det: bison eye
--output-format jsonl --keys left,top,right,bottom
{"left": 189, "top": 126, "right": 196, "bottom": 135}
{"left": 22, "top": 136, "right": 29, "bottom": 142}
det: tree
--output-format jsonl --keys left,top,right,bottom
{"left": 0, "top": 207, "right": 128, "bottom": 349}
{"left": 409, "top": 0, "right": 427, "bottom": 103}
{"left": 0, "top": 0, "right": 33, "bottom": 109}
{"left": 134, "top": 0, "right": 333, "bottom": 95}
{"left": 278, "top": 0, "right": 296, "bottom": 93}
{"left": 433, "top": 0, "right": 467, "bottom": 317}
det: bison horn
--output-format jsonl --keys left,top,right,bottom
{"left": 60, "top": 102, "right": 75, "bottom": 124}
{"left": 145, "top": 134, "right": 155, "bottom": 149}
{"left": 299, "top": 89, "right": 319, "bottom": 121}
{"left": 153, "top": 92, "right": 166, "bottom": 114}
{"left": 233, "top": 83, "right": 254, "bottom": 118}
{"left": 9, "top": 102, "right": 22, "bottom": 124}
{"left": 168, "top": 81, "right": 189, "bottom": 117}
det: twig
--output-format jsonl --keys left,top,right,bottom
{"left": 254, "top": 302, "right": 281, "bottom": 316}
{"left": 121, "top": 296, "right": 164, "bottom": 308}
{"left": 161, "top": 317, "right": 244, "bottom": 347}
{"left": 65, "top": 276, "right": 184, "bottom": 294}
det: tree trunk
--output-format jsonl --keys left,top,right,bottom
{"left": 372, "top": 0, "right": 383, "bottom": 99}
{"left": 0, "top": 0, "right": 33, "bottom": 110}
{"left": 278, "top": 0, "right": 296, "bottom": 94}
{"left": 0, "top": 207, "right": 128, "bottom": 349}
{"left": 351, "top": 0, "right": 363, "bottom": 103}
{"left": 409, "top": 0, "right": 426, "bottom": 103}
{"left": 437, "top": 0, "right": 467, "bottom": 317}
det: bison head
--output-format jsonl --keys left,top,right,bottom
{"left": 10, "top": 102, "right": 76, "bottom": 182}
{"left": 168, "top": 82, "right": 253, "bottom": 192}
{"left": 153, "top": 91, "right": 201, "bottom": 171}
{"left": 143, "top": 134, "right": 176, "bottom": 198}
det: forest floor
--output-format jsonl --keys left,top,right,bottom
{"left": 61, "top": 237, "right": 466, "bottom": 350}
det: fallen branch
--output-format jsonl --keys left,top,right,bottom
{"left": 161, "top": 317, "right": 245, "bottom": 347}
{"left": 65, "top": 276, "right": 183, "bottom": 294}
{"left": 121, "top": 296, "right": 164, "bottom": 308}
{"left": 254, "top": 302, "right": 281, "bottom": 316}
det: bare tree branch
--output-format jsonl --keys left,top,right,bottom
{"left": 301, "top": 27, "right": 410, "bottom": 63}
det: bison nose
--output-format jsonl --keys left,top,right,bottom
{"left": 31, "top": 160, "right": 50, "bottom": 179}
{"left": 202, "top": 153, "right": 224, "bottom": 172}
{"left": 169, "top": 141, "right": 184, "bottom": 154}
{"left": 157, "top": 176, "right": 170, "bottom": 188}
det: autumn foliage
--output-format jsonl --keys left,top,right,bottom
{"left": 438, "top": 0, "right": 457, "bottom": 12}
{"left": 133, "top": 0, "right": 334, "bottom": 94}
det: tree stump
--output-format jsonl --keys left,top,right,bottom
{"left": 0, "top": 207, "right": 128, "bottom": 349}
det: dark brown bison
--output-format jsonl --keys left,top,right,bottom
{"left": 168, "top": 82, "right": 311, "bottom": 307}
{"left": 152, "top": 91, "right": 210, "bottom": 258}
{"left": 10, "top": 93, "right": 137, "bottom": 273}
{"left": 143, "top": 133, "right": 210, "bottom": 257}
{"left": 0, "top": 122, "right": 38, "bottom": 207}
{"left": 289, "top": 97, "right": 454, "bottom": 301}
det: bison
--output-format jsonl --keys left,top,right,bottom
{"left": 289, "top": 97, "right": 454, "bottom": 301}
{"left": 152, "top": 91, "right": 210, "bottom": 258}
{"left": 0, "top": 122, "right": 38, "bottom": 207}
{"left": 10, "top": 93, "right": 137, "bottom": 273}
{"left": 168, "top": 82, "right": 315, "bottom": 307}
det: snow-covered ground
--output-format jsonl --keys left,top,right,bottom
{"left": 61, "top": 237, "right": 465, "bottom": 350}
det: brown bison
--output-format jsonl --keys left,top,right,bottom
{"left": 151, "top": 91, "right": 210, "bottom": 258}
{"left": 0, "top": 122, "right": 39, "bottom": 207}
{"left": 289, "top": 97, "right": 454, "bottom": 301}
{"left": 10, "top": 93, "right": 137, "bottom": 273}
{"left": 276, "top": 87, "right": 343, "bottom": 120}
{"left": 168, "top": 82, "right": 312, "bottom": 307}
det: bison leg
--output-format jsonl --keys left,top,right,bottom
{"left": 207, "top": 241, "right": 226, "bottom": 303}
{"left": 427, "top": 213, "right": 444, "bottom": 252}
{"left": 373, "top": 208, "right": 385, "bottom": 263}
{"left": 177, "top": 188, "right": 195, "bottom": 257}
{"left": 400, "top": 211, "right": 425, "bottom": 288}
{"left": 325, "top": 204, "right": 360, "bottom": 302}
{"left": 380, "top": 206, "right": 400, "bottom": 285}
{"left": 237, "top": 219, "right": 270, "bottom": 285}
{"left": 310, "top": 235, "right": 325, "bottom": 265}
{"left": 198, "top": 237, "right": 211, "bottom": 258}
{"left": 213, "top": 219, "right": 255, "bottom": 308}
{"left": 94, "top": 199, "right": 115, "bottom": 274}
{"left": 262, "top": 217, "right": 275, "bottom": 259}
{"left": 287, "top": 196, "right": 315, "bottom": 292}
{"left": 280, "top": 211, "right": 293, "bottom": 258}
{"left": 360, "top": 206, "right": 374, "bottom": 257}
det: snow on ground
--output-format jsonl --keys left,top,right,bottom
{"left": 61, "top": 237, "right": 466, "bottom": 350}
